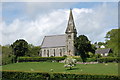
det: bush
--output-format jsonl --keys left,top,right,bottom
{"left": 17, "top": 57, "right": 66, "bottom": 62}
{"left": 87, "top": 52, "right": 94, "bottom": 58}
{"left": 2, "top": 54, "right": 15, "bottom": 65}
{"left": 64, "top": 57, "right": 77, "bottom": 70}
{"left": 2, "top": 46, "right": 15, "bottom": 65}
{"left": 2, "top": 71, "right": 119, "bottom": 80}
{"left": 94, "top": 54, "right": 102, "bottom": 59}
{"left": 2, "top": 71, "right": 50, "bottom": 80}
{"left": 73, "top": 56, "right": 83, "bottom": 62}
{"left": 86, "top": 58, "right": 97, "bottom": 62}
{"left": 98, "top": 57, "right": 120, "bottom": 63}
{"left": 63, "top": 55, "right": 67, "bottom": 58}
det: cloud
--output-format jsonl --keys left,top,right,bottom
{"left": 1, "top": 3, "right": 117, "bottom": 46}
{"left": 1, "top": 9, "right": 69, "bottom": 45}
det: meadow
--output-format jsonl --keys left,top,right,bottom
{"left": 1, "top": 62, "right": 118, "bottom": 75}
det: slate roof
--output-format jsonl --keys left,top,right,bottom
{"left": 95, "top": 48, "right": 112, "bottom": 54}
{"left": 41, "top": 34, "right": 66, "bottom": 48}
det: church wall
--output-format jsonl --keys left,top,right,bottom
{"left": 40, "top": 47, "right": 67, "bottom": 57}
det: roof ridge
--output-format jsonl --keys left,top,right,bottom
{"left": 45, "top": 34, "right": 65, "bottom": 37}
{"left": 97, "top": 48, "right": 111, "bottom": 50}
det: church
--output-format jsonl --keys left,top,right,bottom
{"left": 40, "top": 9, "right": 77, "bottom": 57}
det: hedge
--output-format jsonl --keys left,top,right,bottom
{"left": 98, "top": 57, "right": 120, "bottom": 63}
{"left": 1, "top": 70, "right": 119, "bottom": 80}
{"left": 86, "top": 58, "right": 97, "bottom": 62}
{"left": 17, "top": 57, "right": 120, "bottom": 63}
{"left": 17, "top": 57, "right": 66, "bottom": 62}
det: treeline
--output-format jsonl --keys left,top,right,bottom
{"left": 74, "top": 28, "right": 120, "bottom": 62}
{"left": 1, "top": 40, "right": 40, "bottom": 65}
{"left": 105, "top": 29, "right": 120, "bottom": 57}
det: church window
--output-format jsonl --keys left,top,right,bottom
{"left": 74, "top": 35, "right": 76, "bottom": 38}
{"left": 68, "top": 50, "right": 71, "bottom": 55}
{"left": 47, "top": 50, "right": 49, "bottom": 57}
{"left": 44, "top": 50, "right": 46, "bottom": 55}
{"left": 54, "top": 49, "right": 55, "bottom": 56}
{"left": 69, "top": 28, "right": 70, "bottom": 31}
{"left": 68, "top": 35, "right": 71, "bottom": 39}
{"left": 63, "top": 48, "right": 65, "bottom": 53}
{"left": 60, "top": 49, "right": 62, "bottom": 56}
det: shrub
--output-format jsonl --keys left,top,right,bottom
{"left": 87, "top": 52, "right": 94, "bottom": 58}
{"left": 86, "top": 58, "right": 97, "bottom": 62}
{"left": 2, "top": 71, "right": 50, "bottom": 80}
{"left": 2, "top": 71, "right": 119, "bottom": 80}
{"left": 63, "top": 55, "right": 67, "bottom": 58}
{"left": 94, "top": 54, "right": 102, "bottom": 59}
{"left": 64, "top": 57, "right": 77, "bottom": 70}
{"left": 17, "top": 57, "right": 66, "bottom": 62}
{"left": 98, "top": 57, "right": 120, "bottom": 63}
{"left": 2, "top": 54, "right": 15, "bottom": 65}
{"left": 73, "top": 56, "right": 82, "bottom": 62}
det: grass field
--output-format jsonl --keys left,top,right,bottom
{"left": 1, "top": 62, "right": 118, "bottom": 75}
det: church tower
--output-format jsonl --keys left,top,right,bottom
{"left": 65, "top": 9, "right": 77, "bottom": 56}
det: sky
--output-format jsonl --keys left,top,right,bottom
{"left": 1, "top": 2, "right": 118, "bottom": 46}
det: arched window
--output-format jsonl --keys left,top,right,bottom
{"left": 47, "top": 50, "right": 49, "bottom": 57}
{"left": 44, "top": 50, "right": 46, "bottom": 55}
{"left": 68, "top": 50, "right": 71, "bottom": 55}
{"left": 54, "top": 49, "right": 55, "bottom": 56}
{"left": 60, "top": 49, "right": 62, "bottom": 56}
{"left": 63, "top": 48, "right": 65, "bottom": 54}
{"left": 68, "top": 35, "right": 71, "bottom": 39}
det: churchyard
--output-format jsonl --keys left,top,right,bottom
{"left": 1, "top": 62, "right": 118, "bottom": 75}
{"left": 1, "top": 60, "right": 119, "bottom": 80}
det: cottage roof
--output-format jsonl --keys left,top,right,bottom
{"left": 95, "top": 48, "right": 111, "bottom": 54}
{"left": 41, "top": 34, "right": 66, "bottom": 48}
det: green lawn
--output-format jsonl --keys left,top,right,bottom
{"left": 1, "top": 62, "right": 118, "bottom": 75}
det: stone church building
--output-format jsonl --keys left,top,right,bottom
{"left": 40, "top": 9, "right": 77, "bottom": 57}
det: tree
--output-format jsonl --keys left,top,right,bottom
{"left": 64, "top": 57, "right": 77, "bottom": 70}
{"left": 98, "top": 42, "right": 106, "bottom": 45}
{"left": 105, "top": 29, "right": 120, "bottom": 57}
{"left": 11, "top": 39, "right": 28, "bottom": 62}
{"left": 2, "top": 45, "right": 15, "bottom": 65}
{"left": 26, "top": 44, "right": 41, "bottom": 57}
{"left": 74, "top": 35, "right": 95, "bottom": 62}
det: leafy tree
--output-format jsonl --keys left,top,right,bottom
{"left": 88, "top": 52, "right": 94, "bottom": 58}
{"left": 11, "top": 39, "right": 28, "bottom": 62}
{"left": 74, "top": 35, "right": 95, "bottom": 62}
{"left": 26, "top": 44, "right": 41, "bottom": 57}
{"left": 2, "top": 45, "right": 15, "bottom": 65}
{"left": 98, "top": 42, "right": 106, "bottom": 46}
{"left": 105, "top": 29, "right": 120, "bottom": 57}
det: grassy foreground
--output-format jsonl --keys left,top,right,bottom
{"left": 1, "top": 62, "right": 118, "bottom": 75}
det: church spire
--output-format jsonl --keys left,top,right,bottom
{"left": 65, "top": 9, "right": 77, "bottom": 34}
